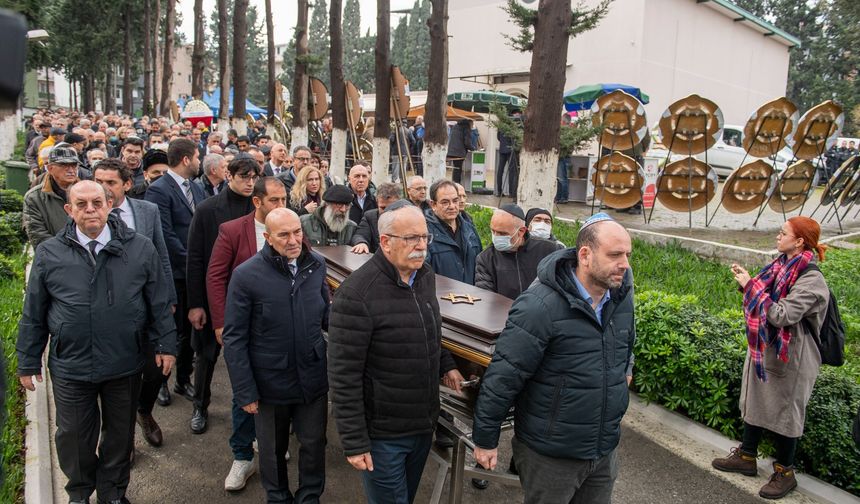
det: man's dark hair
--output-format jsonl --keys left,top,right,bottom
{"left": 255, "top": 134, "right": 270, "bottom": 143}
{"left": 253, "top": 176, "right": 281, "bottom": 199}
{"left": 376, "top": 182, "right": 402, "bottom": 201}
{"left": 237, "top": 135, "right": 250, "bottom": 144}
{"left": 575, "top": 223, "right": 602, "bottom": 251}
{"left": 227, "top": 129, "right": 238, "bottom": 138}
{"left": 121, "top": 136, "right": 145, "bottom": 150}
{"left": 93, "top": 157, "right": 133, "bottom": 184}
{"left": 167, "top": 138, "right": 198, "bottom": 167}
{"left": 228, "top": 156, "right": 263, "bottom": 178}
{"left": 429, "top": 179, "right": 457, "bottom": 202}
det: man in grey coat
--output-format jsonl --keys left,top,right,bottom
{"left": 17, "top": 181, "right": 176, "bottom": 504}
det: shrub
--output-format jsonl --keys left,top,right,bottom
{"left": 0, "top": 257, "right": 26, "bottom": 502}
{"left": 633, "top": 290, "right": 747, "bottom": 438}
{"left": 0, "top": 256, "right": 19, "bottom": 281}
{"left": 0, "top": 189, "right": 24, "bottom": 214}
{"left": 0, "top": 213, "right": 26, "bottom": 246}
{"left": 0, "top": 222, "right": 21, "bottom": 257}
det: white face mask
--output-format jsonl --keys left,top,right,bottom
{"left": 530, "top": 222, "right": 552, "bottom": 239}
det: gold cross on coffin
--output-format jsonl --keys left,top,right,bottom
{"left": 440, "top": 293, "right": 482, "bottom": 305}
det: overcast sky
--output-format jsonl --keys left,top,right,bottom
{"left": 179, "top": 0, "right": 417, "bottom": 46}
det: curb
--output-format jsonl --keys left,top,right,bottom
{"left": 625, "top": 393, "right": 860, "bottom": 504}
{"left": 22, "top": 253, "right": 55, "bottom": 504}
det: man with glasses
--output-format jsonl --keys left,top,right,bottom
{"left": 277, "top": 145, "right": 313, "bottom": 194}
{"left": 406, "top": 176, "right": 430, "bottom": 211}
{"left": 424, "top": 179, "right": 483, "bottom": 285}
{"left": 185, "top": 155, "right": 263, "bottom": 434}
{"left": 300, "top": 184, "right": 358, "bottom": 246}
{"left": 24, "top": 144, "right": 79, "bottom": 248}
{"left": 329, "top": 202, "right": 464, "bottom": 504}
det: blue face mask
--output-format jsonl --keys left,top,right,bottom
{"left": 492, "top": 234, "right": 515, "bottom": 252}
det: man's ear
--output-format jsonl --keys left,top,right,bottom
{"left": 64, "top": 203, "right": 73, "bottom": 217}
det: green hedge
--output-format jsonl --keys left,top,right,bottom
{"left": 0, "top": 254, "right": 26, "bottom": 503}
{"left": 465, "top": 205, "right": 860, "bottom": 495}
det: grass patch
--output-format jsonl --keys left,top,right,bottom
{"left": 0, "top": 253, "right": 27, "bottom": 504}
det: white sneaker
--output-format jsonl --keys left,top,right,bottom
{"left": 224, "top": 459, "right": 256, "bottom": 491}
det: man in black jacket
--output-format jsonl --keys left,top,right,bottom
{"left": 350, "top": 182, "right": 402, "bottom": 254}
{"left": 186, "top": 155, "right": 261, "bottom": 435}
{"left": 17, "top": 181, "right": 176, "bottom": 504}
{"left": 223, "top": 208, "right": 330, "bottom": 503}
{"left": 329, "top": 203, "right": 464, "bottom": 504}
{"left": 475, "top": 204, "right": 563, "bottom": 300}
{"left": 347, "top": 162, "right": 377, "bottom": 224}
{"left": 472, "top": 214, "right": 635, "bottom": 504}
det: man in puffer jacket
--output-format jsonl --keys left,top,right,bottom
{"left": 472, "top": 213, "right": 635, "bottom": 504}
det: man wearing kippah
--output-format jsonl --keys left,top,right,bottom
{"left": 472, "top": 213, "right": 636, "bottom": 503}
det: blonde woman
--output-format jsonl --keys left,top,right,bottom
{"left": 290, "top": 166, "right": 327, "bottom": 216}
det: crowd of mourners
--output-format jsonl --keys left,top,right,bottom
{"left": 14, "top": 108, "right": 840, "bottom": 504}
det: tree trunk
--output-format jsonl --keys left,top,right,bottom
{"left": 517, "top": 0, "right": 571, "bottom": 210}
{"left": 192, "top": 0, "right": 206, "bottom": 98}
{"left": 104, "top": 71, "right": 115, "bottom": 114}
{"left": 217, "top": 0, "right": 230, "bottom": 131}
{"left": 291, "top": 0, "right": 310, "bottom": 148}
{"left": 372, "top": 0, "right": 391, "bottom": 186}
{"left": 232, "top": 0, "right": 249, "bottom": 133}
{"left": 422, "top": 0, "right": 449, "bottom": 184}
{"left": 265, "top": 0, "right": 276, "bottom": 124}
{"left": 122, "top": 4, "right": 133, "bottom": 115}
{"left": 82, "top": 74, "right": 94, "bottom": 114}
{"left": 153, "top": 0, "right": 162, "bottom": 114}
{"left": 143, "top": 0, "right": 153, "bottom": 116}
{"left": 160, "top": 0, "right": 176, "bottom": 117}
{"left": 329, "top": 0, "right": 347, "bottom": 181}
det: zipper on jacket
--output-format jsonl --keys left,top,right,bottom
{"left": 411, "top": 288, "right": 435, "bottom": 430}
{"left": 545, "top": 377, "right": 565, "bottom": 436}
{"left": 598, "top": 320, "right": 613, "bottom": 454}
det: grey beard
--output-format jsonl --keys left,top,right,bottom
{"left": 323, "top": 205, "right": 348, "bottom": 233}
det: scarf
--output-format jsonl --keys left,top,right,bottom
{"left": 742, "top": 250, "right": 813, "bottom": 381}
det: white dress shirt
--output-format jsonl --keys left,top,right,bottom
{"left": 115, "top": 197, "right": 137, "bottom": 230}
{"left": 75, "top": 223, "right": 112, "bottom": 255}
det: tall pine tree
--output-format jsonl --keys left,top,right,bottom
{"left": 309, "top": 0, "right": 330, "bottom": 85}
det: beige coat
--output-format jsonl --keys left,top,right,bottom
{"left": 740, "top": 266, "right": 830, "bottom": 438}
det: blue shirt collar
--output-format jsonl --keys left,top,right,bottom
{"left": 407, "top": 270, "right": 417, "bottom": 287}
{"left": 571, "top": 267, "right": 611, "bottom": 323}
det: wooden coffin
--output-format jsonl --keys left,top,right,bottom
{"left": 315, "top": 246, "right": 513, "bottom": 368}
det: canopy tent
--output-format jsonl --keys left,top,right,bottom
{"left": 179, "top": 88, "right": 266, "bottom": 119}
{"left": 447, "top": 90, "right": 527, "bottom": 114}
{"left": 406, "top": 103, "right": 483, "bottom": 121}
{"left": 564, "top": 83, "right": 649, "bottom": 112}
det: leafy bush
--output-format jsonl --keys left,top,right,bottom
{"left": 0, "top": 257, "right": 26, "bottom": 503}
{"left": 633, "top": 290, "right": 747, "bottom": 438}
{"left": 0, "top": 189, "right": 24, "bottom": 214}
{"left": 0, "top": 213, "right": 26, "bottom": 246}
{"left": 0, "top": 221, "right": 21, "bottom": 257}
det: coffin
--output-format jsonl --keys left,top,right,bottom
{"left": 315, "top": 246, "right": 513, "bottom": 368}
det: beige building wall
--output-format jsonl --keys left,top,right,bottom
{"left": 154, "top": 44, "right": 194, "bottom": 104}
{"left": 448, "top": 0, "right": 792, "bottom": 127}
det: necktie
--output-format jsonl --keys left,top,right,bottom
{"left": 182, "top": 180, "right": 196, "bottom": 211}
{"left": 112, "top": 207, "right": 122, "bottom": 217}
{"left": 289, "top": 263, "right": 297, "bottom": 277}
{"left": 87, "top": 240, "right": 99, "bottom": 261}
{"left": 273, "top": 167, "right": 280, "bottom": 175}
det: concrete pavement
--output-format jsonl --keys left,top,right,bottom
{"left": 43, "top": 356, "right": 822, "bottom": 503}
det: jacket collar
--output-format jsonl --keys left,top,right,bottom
{"left": 261, "top": 241, "right": 318, "bottom": 276}
{"left": 60, "top": 213, "right": 133, "bottom": 256}
{"left": 370, "top": 248, "right": 430, "bottom": 289}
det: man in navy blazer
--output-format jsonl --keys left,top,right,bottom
{"left": 94, "top": 158, "right": 178, "bottom": 449}
{"left": 145, "top": 138, "right": 205, "bottom": 403}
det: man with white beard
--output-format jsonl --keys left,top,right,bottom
{"left": 299, "top": 184, "right": 358, "bottom": 246}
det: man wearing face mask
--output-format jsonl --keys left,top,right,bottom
{"left": 476, "top": 204, "right": 563, "bottom": 301}
{"left": 526, "top": 208, "right": 565, "bottom": 247}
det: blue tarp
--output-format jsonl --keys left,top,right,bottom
{"left": 179, "top": 88, "right": 266, "bottom": 118}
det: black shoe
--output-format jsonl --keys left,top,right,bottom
{"left": 173, "top": 382, "right": 196, "bottom": 401}
{"left": 471, "top": 462, "right": 489, "bottom": 489}
{"left": 191, "top": 407, "right": 208, "bottom": 434}
{"left": 157, "top": 382, "right": 171, "bottom": 406}
{"left": 434, "top": 431, "right": 454, "bottom": 449}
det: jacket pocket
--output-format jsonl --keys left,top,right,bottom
{"left": 249, "top": 350, "right": 289, "bottom": 369}
{"left": 545, "top": 379, "right": 565, "bottom": 436}
{"left": 51, "top": 323, "right": 64, "bottom": 358}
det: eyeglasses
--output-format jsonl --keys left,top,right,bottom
{"left": 435, "top": 198, "right": 460, "bottom": 208}
{"left": 236, "top": 172, "right": 260, "bottom": 181}
{"left": 295, "top": 156, "right": 312, "bottom": 162}
{"left": 386, "top": 233, "right": 433, "bottom": 246}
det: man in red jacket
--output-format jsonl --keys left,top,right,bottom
{"left": 205, "top": 176, "right": 287, "bottom": 491}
